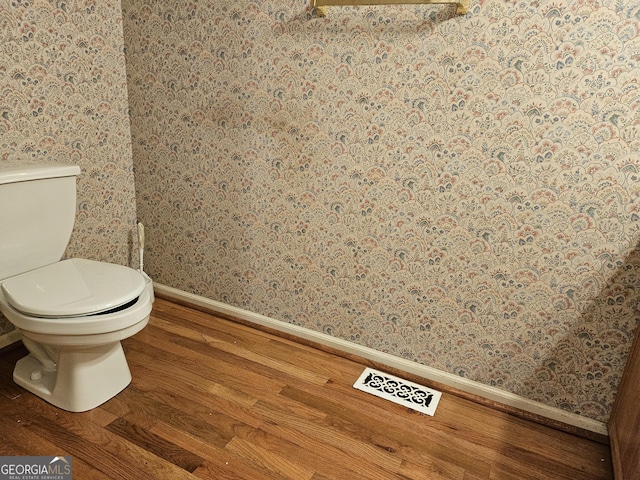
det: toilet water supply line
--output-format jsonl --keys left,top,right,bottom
{"left": 138, "top": 222, "right": 154, "bottom": 302}
{"left": 137, "top": 221, "right": 145, "bottom": 274}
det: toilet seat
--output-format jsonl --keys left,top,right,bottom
{"left": 2, "top": 258, "right": 146, "bottom": 318}
{"left": 0, "top": 258, "right": 151, "bottom": 336}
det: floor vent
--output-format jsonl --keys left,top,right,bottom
{"left": 353, "top": 367, "right": 442, "bottom": 416}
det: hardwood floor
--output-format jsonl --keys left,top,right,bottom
{"left": 0, "top": 298, "right": 613, "bottom": 479}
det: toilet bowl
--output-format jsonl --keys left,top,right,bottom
{"left": 0, "top": 258, "right": 153, "bottom": 412}
{"left": 0, "top": 163, "right": 153, "bottom": 412}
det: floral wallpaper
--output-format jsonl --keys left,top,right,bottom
{"left": 0, "top": 0, "right": 137, "bottom": 336}
{"left": 125, "top": 0, "right": 640, "bottom": 423}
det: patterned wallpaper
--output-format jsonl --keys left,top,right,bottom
{"left": 0, "top": 0, "right": 137, "bottom": 335}
{"left": 1, "top": 0, "right": 638, "bottom": 424}
{"left": 125, "top": 0, "right": 640, "bottom": 422}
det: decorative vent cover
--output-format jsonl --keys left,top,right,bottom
{"left": 353, "top": 368, "right": 442, "bottom": 416}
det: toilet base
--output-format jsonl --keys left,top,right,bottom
{"left": 13, "top": 341, "right": 132, "bottom": 412}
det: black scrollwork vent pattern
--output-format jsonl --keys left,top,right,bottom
{"left": 353, "top": 368, "right": 442, "bottom": 416}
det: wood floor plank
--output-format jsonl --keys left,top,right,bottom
{"left": 281, "top": 375, "right": 610, "bottom": 479}
{"left": 122, "top": 343, "right": 385, "bottom": 480}
{"left": 231, "top": 422, "right": 384, "bottom": 480}
{"left": 126, "top": 341, "right": 259, "bottom": 411}
{"left": 278, "top": 381, "right": 494, "bottom": 477}
{"left": 0, "top": 298, "right": 613, "bottom": 480}
{"left": 252, "top": 409, "right": 409, "bottom": 480}
{"left": 0, "top": 428, "right": 112, "bottom": 480}
{"left": 129, "top": 323, "right": 286, "bottom": 397}
{"left": 128, "top": 318, "right": 448, "bottom": 478}
{"left": 398, "top": 457, "right": 467, "bottom": 480}
{"left": 106, "top": 417, "right": 205, "bottom": 472}
{"left": 152, "top": 300, "right": 277, "bottom": 346}
{"left": 155, "top": 302, "right": 362, "bottom": 383}
{"left": 252, "top": 396, "right": 411, "bottom": 474}
{"left": 280, "top": 385, "right": 493, "bottom": 478}
{"left": 151, "top": 315, "right": 331, "bottom": 387}
{"left": 116, "top": 381, "right": 237, "bottom": 449}
{"left": 0, "top": 386, "right": 195, "bottom": 479}
{"left": 225, "top": 436, "right": 315, "bottom": 480}
{"left": 148, "top": 421, "right": 279, "bottom": 480}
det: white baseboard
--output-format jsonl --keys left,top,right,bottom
{"left": 154, "top": 283, "right": 608, "bottom": 437}
{"left": 0, "top": 330, "right": 21, "bottom": 350}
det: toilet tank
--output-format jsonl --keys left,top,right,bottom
{"left": 0, "top": 163, "right": 81, "bottom": 281}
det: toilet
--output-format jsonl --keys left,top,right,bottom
{"left": 0, "top": 163, "right": 153, "bottom": 412}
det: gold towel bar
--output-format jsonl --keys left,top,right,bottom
{"left": 312, "top": 0, "right": 469, "bottom": 16}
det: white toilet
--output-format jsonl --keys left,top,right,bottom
{"left": 0, "top": 163, "right": 153, "bottom": 412}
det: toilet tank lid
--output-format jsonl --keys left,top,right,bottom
{"left": 0, "top": 163, "right": 81, "bottom": 185}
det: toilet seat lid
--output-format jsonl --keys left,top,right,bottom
{"left": 1, "top": 258, "right": 146, "bottom": 318}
